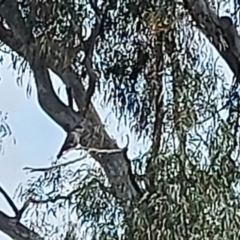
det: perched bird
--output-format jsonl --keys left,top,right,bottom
{"left": 57, "top": 125, "right": 84, "bottom": 159}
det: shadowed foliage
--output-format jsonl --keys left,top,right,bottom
{"left": 1, "top": 0, "right": 240, "bottom": 239}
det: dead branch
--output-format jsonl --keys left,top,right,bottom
{"left": 79, "top": 134, "right": 130, "bottom": 154}
{"left": 23, "top": 135, "right": 129, "bottom": 173}
{"left": 23, "top": 154, "right": 87, "bottom": 173}
{"left": 79, "top": 146, "right": 123, "bottom": 154}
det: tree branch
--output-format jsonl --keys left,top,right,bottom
{"left": 31, "top": 60, "right": 140, "bottom": 200}
{"left": 0, "top": 186, "right": 18, "bottom": 217}
{"left": 0, "top": 185, "right": 32, "bottom": 221}
{"left": 31, "top": 65, "right": 81, "bottom": 131}
{"left": 0, "top": 1, "right": 141, "bottom": 204}
{"left": 0, "top": 0, "right": 30, "bottom": 43}
{"left": 183, "top": 0, "right": 240, "bottom": 81}
{"left": 0, "top": 211, "right": 43, "bottom": 240}
{"left": 0, "top": 185, "right": 42, "bottom": 240}
{"left": 82, "top": 2, "right": 108, "bottom": 112}
{"left": 23, "top": 154, "right": 87, "bottom": 173}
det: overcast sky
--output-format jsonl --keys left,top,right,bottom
{"left": 0, "top": 54, "right": 150, "bottom": 239}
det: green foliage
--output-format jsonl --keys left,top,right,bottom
{"left": 3, "top": 0, "right": 240, "bottom": 239}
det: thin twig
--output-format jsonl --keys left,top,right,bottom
{"left": 29, "top": 187, "right": 81, "bottom": 204}
{"left": 24, "top": 137, "right": 129, "bottom": 173}
{"left": 79, "top": 146, "right": 123, "bottom": 154}
{"left": 15, "top": 198, "right": 32, "bottom": 221}
{"left": 23, "top": 147, "right": 123, "bottom": 174}
{"left": 79, "top": 134, "right": 130, "bottom": 154}
{"left": 23, "top": 154, "right": 87, "bottom": 173}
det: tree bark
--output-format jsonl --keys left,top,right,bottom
{"left": 0, "top": 0, "right": 240, "bottom": 239}
{"left": 0, "top": 186, "right": 42, "bottom": 239}
{"left": 183, "top": 0, "right": 240, "bottom": 81}
{"left": 0, "top": 211, "right": 42, "bottom": 240}
{"left": 0, "top": 0, "right": 140, "bottom": 202}
{"left": 0, "top": 1, "right": 141, "bottom": 238}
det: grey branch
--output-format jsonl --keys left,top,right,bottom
{"left": 0, "top": 186, "right": 31, "bottom": 221}
{"left": 0, "top": 186, "right": 18, "bottom": 217}
{"left": 183, "top": 0, "right": 240, "bottom": 80}
{"left": 23, "top": 154, "right": 87, "bottom": 173}
{"left": 0, "top": 211, "right": 43, "bottom": 240}
{"left": 0, "top": 186, "right": 42, "bottom": 240}
{"left": 0, "top": 1, "right": 142, "bottom": 204}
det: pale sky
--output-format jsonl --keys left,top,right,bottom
{"left": 0, "top": 55, "right": 150, "bottom": 239}
{"left": 0, "top": 51, "right": 233, "bottom": 240}
{"left": 0, "top": 57, "right": 63, "bottom": 239}
{"left": 0, "top": 2, "right": 236, "bottom": 240}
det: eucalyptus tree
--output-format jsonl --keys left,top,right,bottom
{"left": 0, "top": 0, "right": 240, "bottom": 239}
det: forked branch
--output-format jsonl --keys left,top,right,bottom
{"left": 0, "top": 186, "right": 43, "bottom": 240}
{"left": 0, "top": 185, "right": 31, "bottom": 221}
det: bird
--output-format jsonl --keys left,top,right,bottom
{"left": 56, "top": 125, "right": 84, "bottom": 159}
